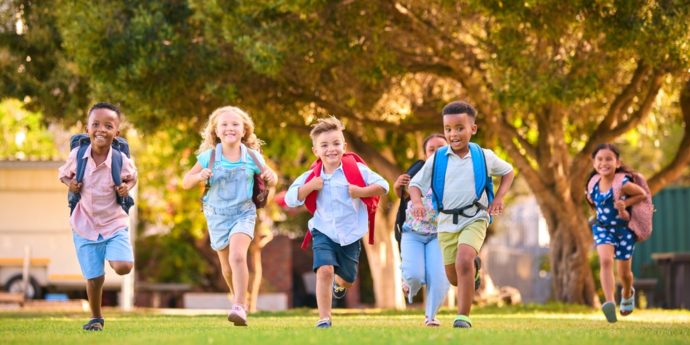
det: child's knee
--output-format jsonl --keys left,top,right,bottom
{"left": 229, "top": 252, "right": 247, "bottom": 266}
{"left": 445, "top": 265, "right": 457, "bottom": 286}
{"left": 111, "top": 261, "right": 133, "bottom": 275}
{"left": 600, "top": 256, "right": 614, "bottom": 269}
{"left": 316, "top": 266, "right": 334, "bottom": 280}
{"left": 455, "top": 256, "right": 474, "bottom": 276}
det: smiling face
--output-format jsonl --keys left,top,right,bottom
{"left": 424, "top": 136, "right": 448, "bottom": 159}
{"left": 593, "top": 148, "right": 620, "bottom": 178}
{"left": 214, "top": 111, "right": 246, "bottom": 146}
{"left": 87, "top": 108, "right": 120, "bottom": 151}
{"left": 443, "top": 113, "right": 477, "bottom": 155}
{"left": 312, "top": 129, "right": 347, "bottom": 169}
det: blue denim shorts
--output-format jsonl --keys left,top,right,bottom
{"left": 203, "top": 201, "right": 256, "bottom": 251}
{"left": 73, "top": 228, "right": 134, "bottom": 280}
{"left": 311, "top": 229, "right": 361, "bottom": 283}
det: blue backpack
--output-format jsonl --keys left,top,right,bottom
{"left": 67, "top": 134, "right": 135, "bottom": 215}
{"left": 430, "top": 142, "right": 494, "bottom": 224}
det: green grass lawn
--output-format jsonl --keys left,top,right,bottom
{"left": 2, "top": 305, "right": 689, "bottom": 345}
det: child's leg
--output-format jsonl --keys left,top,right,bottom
{"left": 316, "top": 265, "right": 335, "bottom": 320}
{"left": 216, "top": 246, "right": 234, "bottom": 294}
{"left": 425, "top": 236, "right": 450, "bottom": 320}
{"left": 455, "top": 244, "right": 477, "bottom": 316}
{"left": 86, "top": 275, "right": 105, "bottom": 318}
{"left": 228, "top": 233, "right": 252, "bottom": 308}
{"left": 596, "top": 244, "right": 616, "bottom": 303}
{"left": 334, "top": 275, "right": 353, "bottom": 288}
{"left": 400, "top": 232, "right": 426, "bottom": 300}
{"left": 617, "top": 259, "right": 634, "bottom": 299}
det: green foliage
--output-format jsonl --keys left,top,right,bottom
{"left": 0, "top": 98, "right": 58, "bottom": 160}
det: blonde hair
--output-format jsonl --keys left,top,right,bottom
{"left": 309, "top": 116, "right": 345, "bottom": 142}
{"left": 198, "top": 106, "right": 263, "bottom": 153}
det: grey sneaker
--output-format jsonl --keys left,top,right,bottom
{"left": 602, "top": 301, "right": 617, "bottom": 323}
{"left": 453, "top": 315, "right": 472, "bottom": 328}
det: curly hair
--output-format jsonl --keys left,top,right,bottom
{"left": 197, "top": 106, "right": 263, "bottom": 153}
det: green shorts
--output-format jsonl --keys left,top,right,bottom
{"left": 437, "top": 220, "right": 488, "bottom": 265}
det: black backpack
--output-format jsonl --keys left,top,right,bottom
{"left": 67, "top": 134, "right": 135, "bottom": 215}
{"left": 394, "top": 159, "right": 426, "bottom": 244}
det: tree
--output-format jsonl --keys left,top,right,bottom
{"left": 193, "top": 0, "right": 690, "bottom": 306}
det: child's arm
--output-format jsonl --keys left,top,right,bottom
{"left": 408, "top": 185, "right": 426, "bottom": 220}
{"left": 348, "top": 184, "right": 386, "bottom": 199}
{"left": 614, "top": 181, "right": 646, "bottom": 217}
{"left": 297, "top": 177, "right": 323, "bottom": 201}
{"left": 58, "top": 150, "right": 80, "bottom": 193}
{"left": 260, "top": 167, "right": 278, "bottom": 187}
{"left": 393, "top": 173, "right": 411, "bottom": 198}
{"left": 60, "top": 176, "right": 82, "bottom": 193}
{"left": 182, "top": 162, "right": 213, "bottom": 190}
{"left": 488, "top": 170, "right": 515, "bottom": 215}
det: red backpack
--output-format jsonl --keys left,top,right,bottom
{"left": 300, "top": 152, "right": 380, "bottom": 250}
{"left": 586, "top": 172, "right": 654, "bottom": 242}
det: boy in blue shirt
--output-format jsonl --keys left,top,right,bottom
{"left": 409, "top": 101, "right": 514, "bottom": 328}
{"left": 285, "top": 116, "right": 389, "bottom": 328}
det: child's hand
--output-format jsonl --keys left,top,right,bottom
{"left": 488, "top": 198, "right": 504, "bottom": 216}
{"left": 411, "top": 202, "right": 426, "bottom": 220}
{"left": 261, "top": 169, "right": 277, "bottom": 185}
{"left": 615, "top": 200, "right": 630, "bottom": 220}
{"left": 306, "top": 176, "right": 323, "bottom": 192}
{"left": 68, "top": 179, "right": 82, "bottom": 193}
{"left": 115, "top": 184, "right": 130, "bottom": 197}
{"left": 198, "top": 168, "right": 213, "bottom": 183}
{"left": 394, "top": 174, "right": 410, "bottom": 189}
{"left": 348, "top": 185, "right": 363, "bottom": 199}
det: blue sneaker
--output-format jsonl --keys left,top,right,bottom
{"left": 316, "top": 318, "right": 332, "bottom": 328}
{"left": 333, "top": 282, "right": 347, "bottom": 299}
{"left": 83, "top": 317, "right": 104, "bottom": 331}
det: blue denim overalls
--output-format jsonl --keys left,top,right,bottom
{"left": 203, "top": 143, "right": 257, "bottom": 250}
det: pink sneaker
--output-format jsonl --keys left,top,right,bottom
{"left": 227, "top": 304, "right": 248, "bottom": 326}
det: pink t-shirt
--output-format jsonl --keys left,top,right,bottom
{"left": 58, "top": 145, "right": 137, "bottom": 241}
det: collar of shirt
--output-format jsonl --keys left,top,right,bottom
{"left": 444, "top": 145, "right": 472, "bottom": 159}
{"left": 81, "top": 145, "right": 113, "bottom": 169}
{"left": 214, "top": 143, "right": 248, "bottom": 163}
{"left": 320, "top": 162, "right": 344, "bottom": 180}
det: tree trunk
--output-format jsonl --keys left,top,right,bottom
{"left": 362, "top": 207, "right": 405, "bottom": 309}
{"left": 538, "top": 198, "right": 599, "bottom": 306}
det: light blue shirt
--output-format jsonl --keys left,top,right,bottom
{"left": 285, "top": 162, "right": 389, "bottom": 246}
{"left": 197, "top": 143, "right": 266, "bottom": 203}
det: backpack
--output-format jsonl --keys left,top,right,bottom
{"left": 300, "top": 152, "right": 380, "bottom": 250}
{"left": 586, "top": 172, "right": 654, "bottom": 242}
{"left": 394, "top": 159, "right": 426, "bottom": 244}
{"left": 430, "top": 142, "right": 494, "bottom": 224}
{"left": 67, "top": 134, "right": 135, "bottom": 215}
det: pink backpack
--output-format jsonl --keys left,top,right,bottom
{"left": 586, "top": 172, "right": 654, "bottom": 242}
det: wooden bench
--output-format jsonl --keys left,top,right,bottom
{"left": 0, "top": 292, "right": 25, "bottom": 306}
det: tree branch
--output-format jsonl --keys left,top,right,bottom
{"left": 648, "top": 78, "right": 690, "bottom": 193}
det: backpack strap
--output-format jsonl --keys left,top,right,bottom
{"left": 68, "top": 143, "right": 91, "bottom": 215}
{"left": 300, "top": 159, "right": 322, "bottom": 250}
{"left": 200, "top": 148, "right": 216, "bottom": 206}
{"left": 431, "top": 146, "right": 449, "bottom": 211}
{"left": 246, "top": 147, "right": 266, "bottom": 175}
{"left": 468, "top": 143, "right": 494, "bottom": 224}
{"left": 341, "top": 153, "right": 377, "bottom": 246}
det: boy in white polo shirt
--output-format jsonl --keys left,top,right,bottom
{"left": 409, "top": 101, "right": 514, "bottom": 328}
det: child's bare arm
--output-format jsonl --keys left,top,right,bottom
{"left": 60, "top": 176, "right": 82, "bottom": 193}
{"left": 488, "top": 170, "right": 515, "bottom": 215}
{"left": 408, "top": 185, "right": 426, "bottom": 220}
{"left": 393, "top": 174, "right": 410, "bottom": 198}
{"left": 348, "top": 184, "right": 386, "bottom": 199}
{"left": 182, "top": 162, "right": 212, "bottom": 190}
{"left": 615, "top": 182, "right": 647, "bottom": 211}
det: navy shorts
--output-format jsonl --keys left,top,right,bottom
{"left": 311, "top": 229, "right": 361, "bottom": 283}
